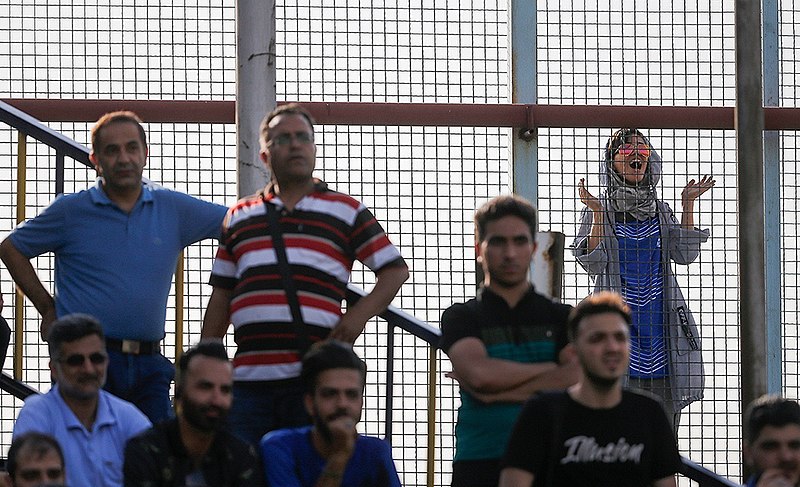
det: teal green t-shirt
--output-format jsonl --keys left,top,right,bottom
{"left": 440, "top": 286, "right": 571, "bottom": 461}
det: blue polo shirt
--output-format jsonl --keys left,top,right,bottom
{"left": 13, "top": 385, "right": 151, "bottom": 487}
{"left": 9, "top": 181, "right": 227, "bottom": 340}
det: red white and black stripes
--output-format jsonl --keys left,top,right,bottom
{"left": 209, "top": 182, "right": 405, "bottom": 382}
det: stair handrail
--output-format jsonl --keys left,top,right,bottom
{"left": 0, "top": 100, "right": 91, "bottom": 166}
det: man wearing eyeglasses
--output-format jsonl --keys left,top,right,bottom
{"left": 13, "top": 314, "right": 151, "bottom": 487}
{"left": 201, "top": 103, "right": 409, "bottom": 446}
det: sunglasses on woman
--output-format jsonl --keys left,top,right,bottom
{"left": 616, "top": 144, "right": 651, "bottom": 158}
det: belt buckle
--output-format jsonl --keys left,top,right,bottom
{"left": 121, "top": 339, "right": 141, "bottom": 354}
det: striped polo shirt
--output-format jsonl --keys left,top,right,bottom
{"left": 209, "top": 181, "right": 405, "bottom": 382}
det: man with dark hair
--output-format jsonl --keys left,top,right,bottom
{"left": 260, "top": 340, "right": 402, "bottom": 486}
{"left": 743, "top": 395, "right": 800, "bottom": 487}
{"left": 499, "top": 291, "right": 681, "bottom": 487}
{"left": 439, "top": 194, "right": 578, "bottom": 487}
{"left": 14, "top": 314, "right": 151, "bottom": 487}
{"left": 0, "top": 110, "right": 227, "bottom": 423}
{"left": 124, "top": 341, "right": 263, "bottom": 486}
{"left": 5, "top": 432, "right": 65, "bottom": 487}
{"left": 202, "top": 103, "right": 408, "bottom": 445}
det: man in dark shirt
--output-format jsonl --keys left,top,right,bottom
{"left": 440, "top": 194, "right": 579, "bottom": 487}
{"left": 500, "top": 292, "right": 681, "bottom": 487}
{"left": 124, "top": 342, "right": 263, "bottom": 486}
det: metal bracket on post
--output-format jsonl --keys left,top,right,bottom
{"left": 519, "top": 104, "right": 536, "bottom": 141}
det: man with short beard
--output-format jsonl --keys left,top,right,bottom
{"left": 260, "top": 341, "right": 402, "bottom": 486}
{"left": 743, "top": 395, "right": 800, "bottom": 487}
{"left": 123, "top": 342, "right": 263, "bottom": 486}
{"left": 13, "top": 314, "right": 151, "bottom": 487}
{"left": 499, "top": 292, "right": 681, "bottom": 487}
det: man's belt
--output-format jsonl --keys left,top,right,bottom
{"left": 106, "top": 338, "right": 160, "bottom": 355}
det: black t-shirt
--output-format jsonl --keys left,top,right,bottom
{"left": 439, "top": 286, "right": 571, "bottom": 355}
{"left": 503, "top": 390, "right": 681, "bottom": 487}
{"left": 439, "top": 286, "right": 573, "bottom": 466}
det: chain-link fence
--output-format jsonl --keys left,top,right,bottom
{"left": 0, "top": 1, "right": 798, "bottom": 485}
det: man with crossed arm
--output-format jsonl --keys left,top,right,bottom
{"left": 440, "top": 194, "right": 579, "bottom": 487}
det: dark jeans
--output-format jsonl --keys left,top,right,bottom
{"left": 229, "top": 379, "right": 312, "bottom": 447}
{"left": 0, "top": 316, "right": 10, "bottom": 370}
{"left": 452, "top": 458, "right": 502, "bottom": 487}
{"left": 104, "top": 349, "right": 175, "bottom": 424}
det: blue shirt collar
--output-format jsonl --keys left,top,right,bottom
{"left": 52, "top": 384, "right": 117, "bottom": 432}
{"left": 89, "top": 179, "right": 153, "bottom": 207}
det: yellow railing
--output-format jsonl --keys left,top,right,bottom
{"left": 427, "top": 346, "right": 438, "bottom": 487}
{"left": 13, "top": 132, "right": 26, "bottom": 381}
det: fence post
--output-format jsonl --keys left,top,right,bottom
{"left": 762, "top": 0, "right": 781, "bottom": 395}
{"left": 736, "top": 0, "right": 767, "bottom": 415}
{"left": 509, "top": 0, "right": 539, "bottom": 203}
{"left": 174, "top": 252, "right": 185, "bottom": 361}
{"left": 236, "top": 0, "right": 274, "bottom": 197}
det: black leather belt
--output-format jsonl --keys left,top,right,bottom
{"left": 106, "top": 338, "right": 160, "bottom": 355}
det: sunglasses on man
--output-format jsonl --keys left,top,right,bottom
{"left": 59, "top": 352, "right": 108, "bottom": 367}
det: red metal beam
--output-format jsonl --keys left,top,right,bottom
{"left": 3, "top": 99, "right": 799, "bottom": 130}
{"left": 1, "top": 99, "right": 235, "bottom": 124}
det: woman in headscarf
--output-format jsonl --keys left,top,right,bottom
{"left": 572, "top": 128, "right": 714, "bottom": 429}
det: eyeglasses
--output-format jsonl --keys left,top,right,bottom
{"left": 266, "top": 132, "right": 314, "bottom": 148}
{"left": 616, "top": 144, "right": 651, "bottom": 158}
{"left": 59, "top": 352, "right": 108, "bottom": 367}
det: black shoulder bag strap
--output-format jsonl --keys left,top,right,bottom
{"left": 264, "top": 199, "right": 311, "bottom": 356}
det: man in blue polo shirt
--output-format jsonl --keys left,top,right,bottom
{"left": 0, "top": 111, "right": 227, "bottom": 423}
{"left": 14, "top": 314, "right": 151, "bottom": 487}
